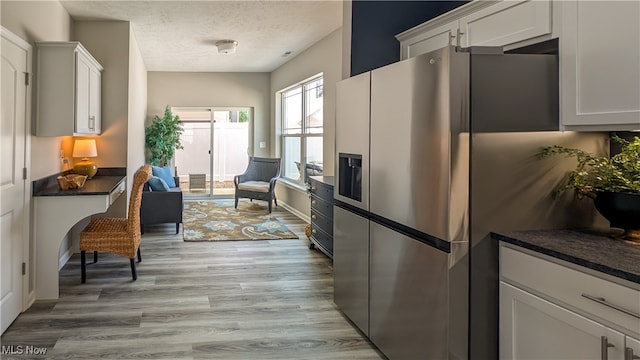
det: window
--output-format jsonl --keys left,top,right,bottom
{"left": 280, "top": 75, "right": 323, "bottom": 184}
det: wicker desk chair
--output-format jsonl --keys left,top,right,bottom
{"left": 234, "top": 157, "right": 281, "bottom": 213}
{"left": 79, "top": 165, "right": 152, "bottom": 283}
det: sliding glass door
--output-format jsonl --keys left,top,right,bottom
{"left": 173, "top": 107, "right": 251, "bottom": 198}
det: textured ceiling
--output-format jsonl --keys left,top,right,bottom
{"left": 60, "top": 0, "right": 343, "bottom": 72}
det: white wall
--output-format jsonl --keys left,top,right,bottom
{"left": 147, "top": 72, "right": 271, "bottom": 158}
{"left": 127, "top": 28, "right": 148, "bottom": 194}
{"left": 270, "top": 28, "right": 343, "bottom": 216}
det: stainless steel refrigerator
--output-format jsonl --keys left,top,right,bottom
{"left": 333, "top": 46, "right": 606, "bottom": 359}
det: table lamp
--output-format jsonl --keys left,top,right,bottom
{"left": 72, "top": 139, "right": 98, "bottom": 179}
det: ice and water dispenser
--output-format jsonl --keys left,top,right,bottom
{"left": 338, "top": 153, "right": 362, "bottom": 202}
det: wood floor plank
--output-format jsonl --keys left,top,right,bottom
{"left": 1, "top": 203, "right": 384, "bottom": 359}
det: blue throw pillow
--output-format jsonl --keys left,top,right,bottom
{"left": 151, "top": 165, "right": 176, "bottom": 187}
{"left": 148, "top": 176, "right": 170, "bottom": 192}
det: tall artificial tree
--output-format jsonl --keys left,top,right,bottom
{"left": 145, "top": 106, "right": 184, "bottom": 166}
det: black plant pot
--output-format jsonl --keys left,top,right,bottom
{"left": 594, "top": 191, "right": 640, "bottom": 240}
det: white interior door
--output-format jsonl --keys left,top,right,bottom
{"left": 1, "top": 28, "right": 30, "bottom": 334}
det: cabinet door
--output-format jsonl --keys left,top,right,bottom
{"left": 500, "top": 281, "right": 626, "bottom": 360}
{"left": 560, "top": 1, "right": 640, "bottom": 129}
{"left": 626, "top": 336, "right": 640, "bottom": 360}
{"left": 75, "top": 52, "right": 91, "bottom": 134}
{"left": 459, "top": 0, "right": 551, "bottom": 47}
{"left": 89, "top": 65, "right": 101, "bottom": 133}
{"left": 401, "top": 21, "right": 458, "bottom": 59}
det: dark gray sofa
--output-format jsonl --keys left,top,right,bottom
{"left": 140, "top": 176, "right": 183, "bottom": 234}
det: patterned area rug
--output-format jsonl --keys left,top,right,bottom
{"left": 183, "top": 199, "right": 299, "bottom": 241}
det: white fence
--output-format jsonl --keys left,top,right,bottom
{"left": 174, "top": 122, "right": 249, "bottom": 182}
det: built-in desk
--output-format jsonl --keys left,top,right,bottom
{"left": 32, "top": 168, "right": 126, "bottom": 299}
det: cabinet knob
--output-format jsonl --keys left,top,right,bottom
{"left": 311, "top": 200, "right": 317, "bottom": 205}
{"left": 311, "top": 229, "right": 317, "bottom": 234}
{"left": 311, "top": 214, "right": 317, "bottom": 220}
{"left": 311, "top": 186, "right": 317, "bottom": 191}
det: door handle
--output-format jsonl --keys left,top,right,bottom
{"left": 456, "top": 28, "right": 464, "bottom": 47}
{"left": 601, "top": 336, "right": 615, "bottom": 360}
{"left": 626, "top": 347, "right": 640, "bottom": 360}
{"left": 582, "top": 293, "right": 640, "bottom": 319}
{"left": 89, "top": 115, "right": 95, "bottom": 130}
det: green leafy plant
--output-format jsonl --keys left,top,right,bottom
{"left": 145, "top": 106, "right": 184, "bottom": 166}
{"left": 540, "top": 134, "right": 640, "bottom": 198}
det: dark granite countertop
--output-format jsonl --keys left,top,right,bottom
{"left": 492, "top": 229, "right": 640, "bottom": 285}
{"left": 309, "top": 175, "right": 334, "bottom": 187}
{"left": 33, "top": 167, "right": 126, "bottom": 197}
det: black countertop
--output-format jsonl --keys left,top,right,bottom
{"left": 492, "top": 229, "right": 640, "bottom": 285}
{"left": 309, "top": 175, "right": 334, "bottom": 187}
{"left": 33, "top": 167, "right": 126, "bottom": 196}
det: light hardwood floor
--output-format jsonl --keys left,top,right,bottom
{"left": 1, "top": 203, "right": 385, "bottom": 359}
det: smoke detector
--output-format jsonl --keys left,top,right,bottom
{"left": 215, "top": 40, "right": 238, "bottom": 55}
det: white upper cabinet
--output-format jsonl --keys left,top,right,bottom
{"left": 36, "top": 42, "right": 102, "bottom": 136}
{"left": 397, "top": 0, "right": 551, "bottom": 60}
{"left": 558, "top": 1, "right": 640, "bottom": 130}
{"left": 400, "top": 21, "right": 459, "bottom": 60}
{"left": 458, "top": 0, "right": 551, "bottom": 48}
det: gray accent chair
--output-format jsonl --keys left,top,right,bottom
{"left": 140, "top": 176, "right": 183, "bottom": 234}
{"left": 234, "top": 157, "right": 281, "bottom": 213}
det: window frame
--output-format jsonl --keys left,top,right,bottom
{"left": 279, "top": 74, "right": 324, "bottom": 186}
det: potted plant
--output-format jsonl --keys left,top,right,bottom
{"left": 541, "top": 134, "right": 640, "bottom": 240}
{"left": 145, "top": 106, "right": 184, "bottom": 166}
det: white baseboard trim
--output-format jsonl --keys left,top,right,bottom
{"left": 279, "top": 201, "right": 310, "bottom": 223}
{"left": 24, "top": 290, "right": 36, "bottom": 311}
{"left": 58, "top": 247, "right": 73, "bottom": 271}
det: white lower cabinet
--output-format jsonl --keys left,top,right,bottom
{"left": 500, "top": 281, "right": 625, "bottom": 359}
{"left": 500, "top": 245, "right": 640, "bottom": 360}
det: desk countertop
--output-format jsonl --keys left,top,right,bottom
{"left": 33, "top": 168, "right": 126, "bottom": 197}
{"left": 492, "top": 229, "right": 640, "bottom": 285}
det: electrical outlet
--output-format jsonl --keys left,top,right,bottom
{"left": 259, "top": 141, "right": 266, "bottom": 149}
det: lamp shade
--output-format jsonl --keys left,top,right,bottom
{"left": 72, "top": 139, "right": 97, "bottom": 158}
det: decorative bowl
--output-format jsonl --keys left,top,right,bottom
{"left": 57, "top": 174, "right": 88, "bottom": 190}
{"left": 594, "top": 191, "right": 640, "bottom": 242}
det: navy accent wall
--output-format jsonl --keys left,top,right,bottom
{"left": 351, "top": 1, "right": 469, "bottom": 76}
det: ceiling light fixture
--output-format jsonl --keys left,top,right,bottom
{"left": 215, "top": 39, "right": 238, "bottom": 55}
